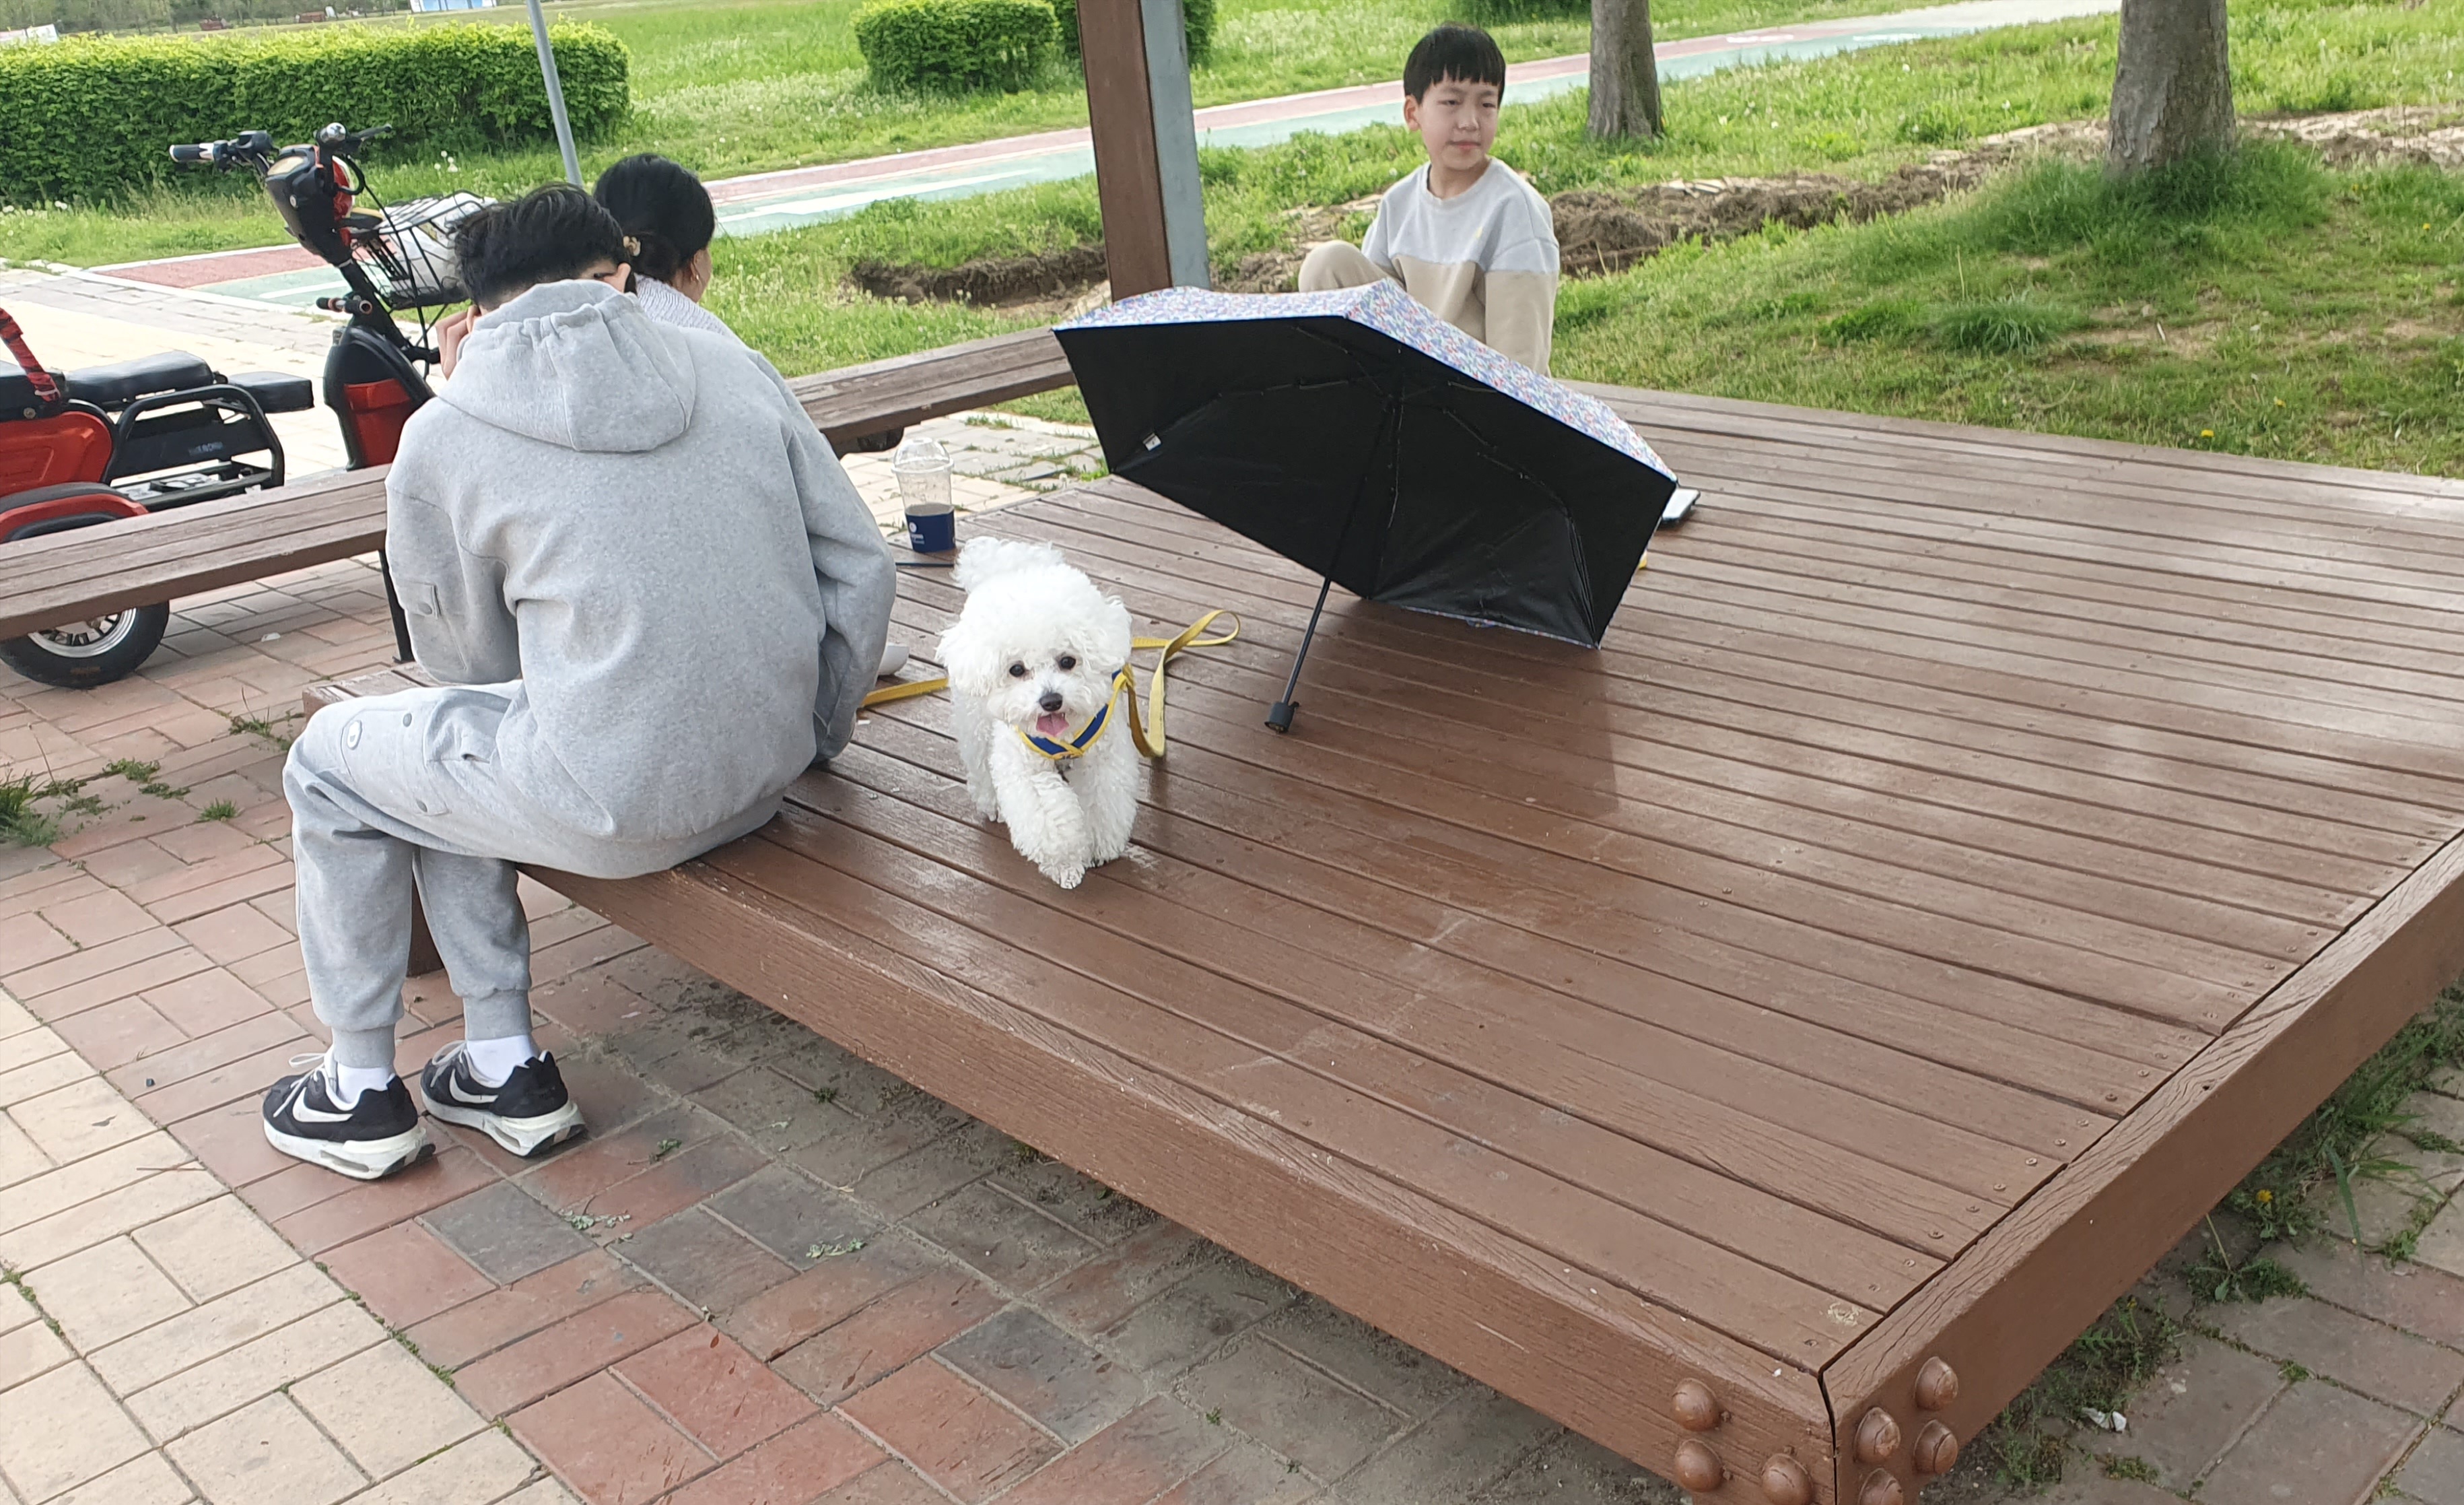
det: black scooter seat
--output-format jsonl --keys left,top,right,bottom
{"left": 64, "top": 352, "right": 219, "bottom": 408}
{"left": 228, "top": 370, "right": 314, "bottom": 415}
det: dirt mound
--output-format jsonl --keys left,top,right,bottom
{"left": 1553, "top": 125, "right": 2106, "bottom": 275}
{"left": 843, "top": 107, "right": 2464, "bottom": 310}
{"left": 848, "top": 243, "right": 1110, "bottom": 306}
{"left": 2246, "top": 104, "right": 2464, "bottom": 169}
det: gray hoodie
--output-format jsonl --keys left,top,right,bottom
{"left": 384, "top": 280, "right": 895, "bottom": 844}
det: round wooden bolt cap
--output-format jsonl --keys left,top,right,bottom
{"left": 1855, "top": 1407, "right": 1903, "bottom": 1465}
{"left": 1914, "top": 1419, "right": 1959, "bottom": 1475}
{"left": 1859, "top": 1468, "right": 1907, "bottom": 1505}
{"left": 1672, "top": 1440, "right": 1724, "bottom": 1492}
{"left": 1673, "top": 1379, "right": 1721, "bottom": 1432}
{"left": 1915, "top": 1356, "right": 1960, "bottom": 1411}
{"left": 1758, "top": 1454, "right": 1814, "bottom": 1505}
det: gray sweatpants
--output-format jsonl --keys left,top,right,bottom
{"left": 285, "top": 683, "right": 778, "bottom": 1071}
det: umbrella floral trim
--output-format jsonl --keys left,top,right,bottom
{"left": 1063, "top": 282, "right": 1675, "bottom": 482}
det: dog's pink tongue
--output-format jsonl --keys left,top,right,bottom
{"left": 1035, "top": 712, "right": 1070, "bottom": 738}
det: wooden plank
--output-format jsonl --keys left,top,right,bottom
{"left": 0, "top": 330, "right": 1072, "bottom": 640}
{"left": 722, "top": 815, "right": 1903, "bottom": 1352}
{"left": 1053, "top": 481, "right": 2464, "bottom": 776}
{"left": 1633, "top": 419, "right": 2464, "bottom": 566}
{"left": 1056, "top": 483, "right": 2464, "bottom": 817}
{"left": 1587, "top": 381, "right": 2464, "bottom": 510}
{"left": 1026, "top": 505, "right": 2447, "bottom": 873}
{"left": 543, "top": 850, "right": 1842, "bottom": 1490}
{"left": 781, "top": 754, "right": 2024, "bottom": 1261}
{"left": 1819, "top": 832, "right": 2464, "bottom": 1503}
{"left": 1683, "top": 507, "right": 2464, "bottom": 679}
{"left": 981, "top": 507, "right": 2390, "bottom": 928}
{"left": 850, "top": 707, "right": 2131, "bottom": 1142}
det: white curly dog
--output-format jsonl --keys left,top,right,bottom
{"left": 940, "top": 538, "right": 1139, "bottom": 890}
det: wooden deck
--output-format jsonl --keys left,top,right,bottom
{"left": 347, "top": 386, "right": 2464, "bottom": 1504}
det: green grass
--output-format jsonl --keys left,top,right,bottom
{"left": 1555, "top": 140, "right": 2464, "bottom": 475}
{"left": 693, "top": 0, "right": 2464, "bottom": 471}
{"left": 1973, "top": 981, "right": 2464, "bottom": 1488}
{"left": 1977, "top": 1291, "right": 2183, "bottom": 1489}
{"left": 2216, "top": 982, "right": 2464, "bottom": 1246}
{"left": 0, "top": 0, "right": 1877, "bottom": 262}
{"left": 8, "top": 0, "right": 2459, "bottom": 477}
{"left": 0, "top": 772, "right": 77, "bottom": 846}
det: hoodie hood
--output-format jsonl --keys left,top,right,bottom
{"left": 441, "top": 280, "right": 695, "bottom": 454}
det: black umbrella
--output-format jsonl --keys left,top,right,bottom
{"left": 1056, "top": 281, "right": 1680, "bottom": 731}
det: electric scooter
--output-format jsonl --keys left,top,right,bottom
{"left": 0, "top": 308, "right": 312, "bottom": 686}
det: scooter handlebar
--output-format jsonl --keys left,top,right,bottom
{"left": 167, "top": 131, "right": 276, "bottom": 170}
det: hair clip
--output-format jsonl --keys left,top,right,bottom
{"left": 621, "top": 235, "right": 641, "bottom": 257}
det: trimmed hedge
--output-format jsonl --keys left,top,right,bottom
{"left": 0, "top": 22, "right": 629, "bottom": 205}
{"left": 1055, "top": 0, "right": 1214, "bottom": 66}
{"left": 852, "top": 0, "right": 1058, "bottom": 92}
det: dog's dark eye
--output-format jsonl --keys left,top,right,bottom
{"left": 1056, "top": 655, "right": 1076, "bottom": 671}
{"left": 1007, "top": 663, "right": 1028, "bottom": 679}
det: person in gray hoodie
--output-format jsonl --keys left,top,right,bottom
{"left": 263, "top": 185, "right": 895, "bottom": 1180}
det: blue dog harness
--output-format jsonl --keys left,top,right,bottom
{"left": 1017, "top": 668, "right": 1134, "bottom": 761}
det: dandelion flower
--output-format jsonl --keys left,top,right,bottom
{"left": 2256, "top": 1189, "right": 2273, "bottom": 1203}
{"left": 2200, "top": 429, "right": 2215, "bottom": 438}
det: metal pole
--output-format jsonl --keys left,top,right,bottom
{"left": 524, "top": 0, "right": 583, "bottom": 187}
{"left": 1138, "top": 0, "right": 1209, "bottom": 288}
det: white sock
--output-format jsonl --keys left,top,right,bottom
{"left": 463, "top": 1034, "right": 538, "bottom": 1086}
{"left": 329, "top": 1061, "right": 397, "bottom": 1107}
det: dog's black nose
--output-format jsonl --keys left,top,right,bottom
{"left": 1038, "top": 690, "right": 1064, "bottom": 714}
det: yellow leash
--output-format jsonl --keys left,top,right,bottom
{"left": 1121, "top": 609, "right": 1239, "bottom": 759}
{"left": 860, "top": 675, "right": 949, "bottom": 708}
{"left": 857, "top": 609, "right": 1241, "bottom": 762}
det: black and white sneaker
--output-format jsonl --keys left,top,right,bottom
{"left": 263, "top": 1057, "right": 434, "bottom": 1180}
{"left": 419, "top": 1043, "right": 586, "bottom": 1158}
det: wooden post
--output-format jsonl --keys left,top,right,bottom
{"left": 1079, "top": 0, "right": 1209, "bottom": 297}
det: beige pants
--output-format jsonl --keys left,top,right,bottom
{"left": 1298, "top": 241, "right": 1402, "bottom": 293}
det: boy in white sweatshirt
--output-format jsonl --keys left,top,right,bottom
{"left": 1298, "top": 23, "right": 1560, "bottom": 374}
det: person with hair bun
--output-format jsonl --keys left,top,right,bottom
{"left": 594, "top": 154, "right": 739, "bottom": 343}
{"left": 596, "top": 154, "right": 916, "bottom": 676}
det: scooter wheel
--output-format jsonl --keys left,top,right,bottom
{"left": 0, "top": 603, "right": 170, "bottom": 688}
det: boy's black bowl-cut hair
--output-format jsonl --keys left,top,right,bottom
{"left": 454, "top": 183, "right": 634, "bottom": 311}
{"left": 1404, "top": 23, "right": 1507, "bottom": 100}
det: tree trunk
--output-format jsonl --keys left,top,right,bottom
{"left": 1587, "top": 0, "right": 1663, "bottom": 140}
{"left": 2106, "top": 0, "right": 2234, "bottom": 175}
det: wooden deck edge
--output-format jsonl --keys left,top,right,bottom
{"left": 541, "top": 855, "right": 1843, "bottom": 1502}
{"left": 1816, "top": 832, "right": 2464, "bottom": 1503}
{"left": 1573, "top": 380, "right": 2464, "bottom": 505}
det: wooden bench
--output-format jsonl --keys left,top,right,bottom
{"left": 304, "top": 385, "right": 2464, "bottom": 1504}
{"left": 0, "top": 327, "right": 1071, "bottom": 642}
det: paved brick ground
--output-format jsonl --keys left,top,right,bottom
{"left": 1, "top": 981, "right": 577, "bottom": 1505}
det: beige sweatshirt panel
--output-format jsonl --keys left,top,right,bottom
{"left": 1359, "top": 160, "right": 1561, "bottom": 372}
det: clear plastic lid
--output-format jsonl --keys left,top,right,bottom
{"left": 890, "top": 435, "right": 952, "bottom": 473}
